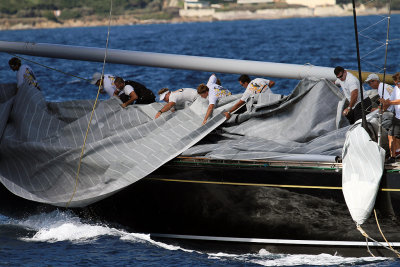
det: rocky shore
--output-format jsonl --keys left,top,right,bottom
{"left": 0, "top": 4, "right": 395, "bottom": 31}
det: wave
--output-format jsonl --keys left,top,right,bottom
{"left": 0, "top": 211, "right": 393, "bottom": 266}
{"left": 207, "top": 249, "right": 390, "bottom": 266}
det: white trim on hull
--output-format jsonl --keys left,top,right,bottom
{"left": 151, "top": 233, "right": 400, "bottom": 248}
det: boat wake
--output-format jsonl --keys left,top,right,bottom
{"left": 207, "top": 250, "right": 390, "bottom": 266}
{"left": 0, "top": 211, "right": 394, "bottom": 266}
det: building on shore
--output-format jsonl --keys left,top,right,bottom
{"left": 284, "top": 0, "right": 336, "bottom": 8}
{"left": 237, "top": 0, "right": 273, "bottom": 4}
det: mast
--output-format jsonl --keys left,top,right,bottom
{"left": 378, "top": 0, "right": 392, "bottom": 146}
{"left": 352, "top": 0, "right": 367, "bottom": 130}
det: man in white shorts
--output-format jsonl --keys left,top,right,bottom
{"left": 155, "top": 88, "right": 197, "bottom": 119}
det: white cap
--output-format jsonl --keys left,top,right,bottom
{"left": 365, "top": 73, "right": 379, "bottom": 83}
{"left": 90, "top": 72, "right": 102, "bottom": 84}
{"left": 159, "top": 90, "right": 169, "bottom": 101}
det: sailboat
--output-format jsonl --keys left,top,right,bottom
{"left": 1, "top": 2, "right": 400, "bottom": 258}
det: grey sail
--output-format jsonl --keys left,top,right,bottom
{"left": 0, "top": 78, "right": 357, "bottom": 209}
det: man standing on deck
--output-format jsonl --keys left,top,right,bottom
{"left": 333, "top": 66, "right": 372, "bottom": 124}
{"left": 91, "top": 72, "right": 117, "bottom": 98}
{"left": 224, "top": 74, "right": 275, "bottom": 120}
{"left": 114, "top": 77, "right": 155, "bottom": 108}
{"left": 380, "top": 73, "right": 400, "bottom": 163}
{"left": 8, "top": 57, "right": 40, "bottom": 91}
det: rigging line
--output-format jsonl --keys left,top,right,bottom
{"left": 357, "top": 224, "right": 400, "bottom": 257}
{"left": 360, "top": 60, "right": 384, "bottom": 71}
{"left": 358, "top": 17, "right": 388, "bottom": 34}
{"left": 373, "top": 209, "right": 400, "bottom": 257}
{"left": 66, "top": 0, "right": 113, "bottom": 208}
{"left": 359, "top": 43, "right": 386, "bottom": 60}
{"left": 7, "top": 53, "right": 90, "bottom": 82}
{"left": 358, "top": 33, "right": 385, "bottom": 45}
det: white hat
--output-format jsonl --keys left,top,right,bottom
{"left": 90, "top": 72, "right": 102, "bottom": 84}
{"left": 365, "top": 73, "right": 379, "bottom": 83}
{"left": 159, "top": 90, "right": 169, "bottom": 101}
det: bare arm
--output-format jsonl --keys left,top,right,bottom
{"left": 380, "top": 98, "right": 400, "bottom": 111}
{"left": 224, "top": 99, "right": 245, "bottom": 119}
{"left": 202, "top": 104, "right": 215, "bottom": 125}
{"left": 343, "top": 90, "right": 358, "bottom": 116}
{"left": 269, "top": 80, "right": 275, "bottom": 88}
{"left": 121, "top": 91, "right": 138, "bottom": 108}
{"left": 155, "top": 102, "right": 176, "bottom": 119}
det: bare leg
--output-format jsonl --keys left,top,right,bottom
{"left": 389, "top": 135, "right": 396, "bottom": 158}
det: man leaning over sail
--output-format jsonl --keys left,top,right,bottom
{"left": 8, "top": 57, "right": 40, "bottom": 91}
{"left": 198, "top": 73, "right": 232, "bottom": 125}
{"left": 224, "top": 74, "right": 275, "bottom": 120}
{"left": 334, "top": 66, "right": 372, "bottom": 124}
{"left": 155, "top": 88, "right": 198, "bottom": 119}
{"left": 380, "top": 72, "right": 400, "bottom": 163}
{"left": 91, "top": 72, "right": 117, "bottom": 98}
{"left": 114, "top": 77, "right": 156, "bottom": 108}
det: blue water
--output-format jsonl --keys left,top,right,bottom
{"left": 1, "top": 15, "right": 400, "bottom": 266}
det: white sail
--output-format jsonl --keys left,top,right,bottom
{"left": 342, "top": 124, "right": 386, "bottom": 225}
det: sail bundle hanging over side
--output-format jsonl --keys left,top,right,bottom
{"left": 342, "top": 124, "right": 386, "bottom": 225}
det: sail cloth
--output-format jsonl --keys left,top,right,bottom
{"left": 183, "top": 78, "right": 350, "bottom": 160}
{"left": 342, "top": 124, "right": 386, "bottom": 225}
{"left": 0, "top": 82, "right": 239, "bottom": 207}
{"left": 0, "top": 78, "right": 349, "bottom": 208}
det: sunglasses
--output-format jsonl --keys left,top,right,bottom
{"left": 336, "top": 72, "right": 344, "bottom": 79}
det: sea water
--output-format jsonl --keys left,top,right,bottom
{"left": 1, "top": 15, "right": 400, "bottom": 266}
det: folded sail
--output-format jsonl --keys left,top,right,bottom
{"left": 342, "top": 124, "right": 385, "bottom": 225}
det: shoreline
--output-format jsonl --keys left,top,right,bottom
{"left": 0, "top": 5, "right": 396, "bottom": 31}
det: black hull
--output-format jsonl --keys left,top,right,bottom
{"left": 2, "top": 157, "right": 400, "bottom": 257}
{"left": 86, "top": 158, "right": 400, "bottom": 257}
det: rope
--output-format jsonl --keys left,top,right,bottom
{"left": 66, "top": 0, "right": 113, "bottom": 208}
{"left": 356, "top": 223, "right": 400, "bottom": 257}
{"left": 373, "top": 209, "right": 400, "bottom": 257}
{"left": 8, "top": 53, "right": 90, "bottom": 82}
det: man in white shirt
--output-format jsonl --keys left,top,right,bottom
{"left": 155, "top": 88, "right": 197, "bottom": 119}
{"left": 224, "top": 74, "right": 275, "bottom": 120}
{"left": 365, "top": 73, "right": 393, "bottom": 109}
{"left": 198, "top": 74, "right": 232, "bottom": 125}
{"left": 334, "top": 66, "right": 372, "bottom": 124}
{"left": 8, "top": 57, "right": 40, "bottom": 90}
{"left": 91, "top": 72, "right": 117, "bottom": 97}
{"left": 380, "top": 72, "right": 400, "bottom": 163}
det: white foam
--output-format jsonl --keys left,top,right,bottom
{"left": 4, "top": 211, "right": 392, "bottom": 265}
{"left": 208, "top": 249, "right": 388, "bottom": 266}
{"left": 12, "top": 210, "right": 193, "bottom": 252}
